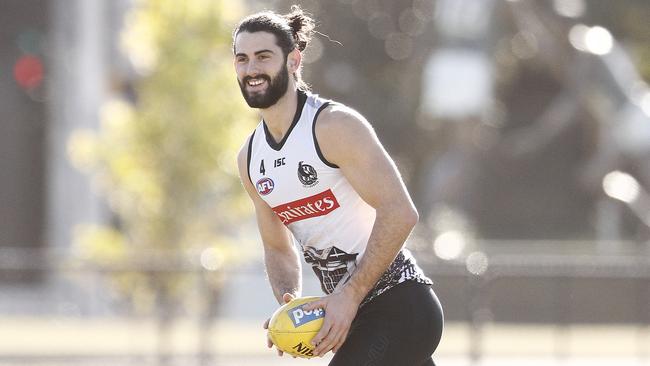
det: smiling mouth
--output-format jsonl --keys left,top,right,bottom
{"left": 246, "top": 77, "right": 268, "bottom": 89}
{"left": 248, "top": 78, "right": 264, "bottom": 86}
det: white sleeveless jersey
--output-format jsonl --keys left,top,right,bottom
{"left": 247, "top": 91, "right": 431, "bottom": 304}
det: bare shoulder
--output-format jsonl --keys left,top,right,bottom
{"left": 236, "top": 137, "right": 249, "bottom": 165}
{"left": 236, "top": 133, "right": 254, "bottom": 179}
{"left": 316, "top": 103, "right": 375, "bottom": 139}
{"left": 236, "top": 138, "right": 247, "bottom": 169}
{"left": 315, "top": 103, "right": 381, "bottom": 166}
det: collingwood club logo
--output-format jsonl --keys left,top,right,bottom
{"left": 298, "top": 161, "right": 318, "bottom": 187}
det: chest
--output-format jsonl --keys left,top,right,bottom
{"left": 250, "top": 143, "right": 338, "bottom": 207}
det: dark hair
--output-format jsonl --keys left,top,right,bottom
{"left": 233, "top": 5, "right": 315, "bottom": 91}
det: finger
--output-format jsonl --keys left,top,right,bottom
{"left": 277, "top": 348, "right": 284, "bottom": 357}
{"left": 314, "top": 333, "right": 337, "bottom": 356}
{"left": 303, "top": 299, "right": 325, "bottom": 311}
{"left": 266, "top": 318, "right": 273, "bottom": 349}
{"left": 332, "top": 327, "right": 350, "bottom": 353}
{"left": 314, "top": 325, "right": 341, "bottom": 356}
{"left": 282, "top": 293, "right": 295, "bottom": 303}
{"left": 322, "top": 325, "right": 347, "bottom": 356}
{"left": 310, "top": 319, "right": 332, "bottom": 346}
{"left": 332, "top": 332, "right": 347, "bottom": 354}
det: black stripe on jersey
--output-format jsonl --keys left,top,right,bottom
{"left": 246, "top": 130, "right": 255, "bottom": 184}
{"left": 312, "top": 102, "right": 340, "bottom": 169}
{"left": 263, "top": 90, "right": 308, "bottom": 151}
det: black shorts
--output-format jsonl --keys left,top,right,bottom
{"left": 329, "top": 280, "right": 444, "bottom": 366}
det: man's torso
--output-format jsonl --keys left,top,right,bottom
{"left": 247, "top": 90, "right": 432, "bottom": 304}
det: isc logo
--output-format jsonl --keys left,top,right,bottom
{"left": 256, "top": 177, "right": 274, "bottom": 195}
{"left": 288, "top": 304, "right": 324, "bottom": 327}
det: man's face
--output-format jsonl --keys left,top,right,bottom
{"left": 234, "top": 31, "right": 289, "bottom": 109}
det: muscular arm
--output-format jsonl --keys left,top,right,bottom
{"left": 316, "top": 106, "right": 418, "bottom": 303}
{"left": 306, "top": 105, "right": 418, "bottom": 355}
{"left": 237, "top": 141, "right": 302, "bottom": 304}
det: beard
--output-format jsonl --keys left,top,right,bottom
{"left": 238, "top": 63, "right": 289, "bottom": 109}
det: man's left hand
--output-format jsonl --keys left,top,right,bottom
{"left": 302, "top": 287, "right": 362, "bottom": 356}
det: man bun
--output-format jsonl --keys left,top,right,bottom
{"left": 284, "top": 5, "right": 314, "bottom": 52}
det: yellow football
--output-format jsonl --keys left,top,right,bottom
{"left": 267, "top": 296, "right": 324, "bottom": 358}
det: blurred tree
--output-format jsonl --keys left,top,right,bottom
{"left": 68, "top": 0, "right": 254, "bottom": 362}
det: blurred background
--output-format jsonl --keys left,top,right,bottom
{"left": 1, "top": 0, "right": 650, "bottom": 365}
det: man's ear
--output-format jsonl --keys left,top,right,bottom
{"left": 287, "top": 48, "right": 302, "bottom": 72}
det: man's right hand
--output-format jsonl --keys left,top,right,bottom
{"left": 263, "top": 293, "right": 296, "bottom": 356}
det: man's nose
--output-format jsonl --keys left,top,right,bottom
{"left": 246, "top": 60, "right": 260, "bottom": 75}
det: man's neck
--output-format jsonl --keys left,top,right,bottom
{"left": 260, "top": 88, "right": 299, "bottom": 143}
